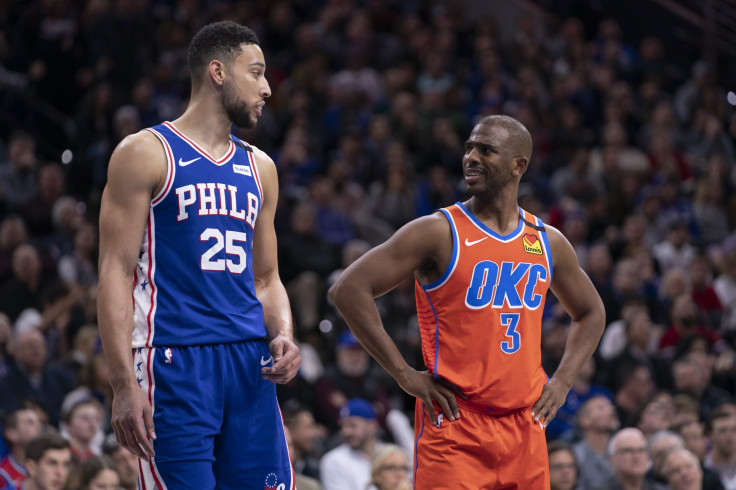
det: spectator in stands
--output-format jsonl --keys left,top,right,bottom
{"left": 714, "top": 252, "right": 736, "bottom": 333}
{"left": 647, "top": 430, "right": 686, "bottom": 485}
{"left": 0, "top": 328, "right": 75, "bottom": 427}
{"left": 367, "top": 444, "right": 410, "bottom": 490}
{"left": 57, "top": 220, "right": 98, "bottom": 288}
{"left": 548, "top": 441, "right": 579, "bottom": 490}
{"left": 613, "top": 362, "right": 657, "bottom": 427}
{"left": 673, "top": 354, "right": 733, "bottom": 420}
{"left": 573, "top": 395, "right": 618, "bottom": 489}
{"left": 690, "top": 254, "right": 724, "bottom": 329}
{"left": 77, "top": 455, "right": 119, "bottom": 490}
{"left": 23, "top": 163, "right": 65, "bottom": 239}
{"left": 672, "top": 420, "right": 725, "bottom": 490}
{"left": 0, "top": 132, "right": 39, "bottom": 212}
{"left": 22, "top": 433, "right": 72, "bottom": 490}
{"left": 320, "top": 398, "right": 382, "bottom": 490}
{"left": 60, "top": 398, "right": 103, "bottom": 462}
{"left": 547, "top": 358, "right": 612, "bottom": 441}
{"left": 608, "top": 310, "right": 668, "bottom": 388}
{"left": 662, "top": 448, "right": 708, "bottom": 490}
{"left": 0, "top": 313, "right": 10, "bottom": 377}
{"left": 101, "top": 437, "right": 137, "bottom": 490}
{"left": 284, "top": 426, "right": 321, "bottom": 490}
{"left": 660, "top": 295, "right": 722, "bottom": 359}
{"left": 315, "top": 331, "right": 391, "bottom": 432}
{"left": 0, "top": 215, "right": 28, "bottom": 284}
{"left": 705, "top": 406, "right": 736, "bottom": 489}
{"left": 282, "top": 402, "right": 323, "bottom": 479}
{"left": 0, "top": 407, "right": 43, "bottom": 488}
{"left": 593, "top": 427, "right": 668, "bottom": 490}
{"left": 653, "top": 218, "right": 696, "bottom": 275}
{"left": 635, "top": 394, "right": 676, "bottom": 440}
{"left": 0, "top": 244, "right": 45, "bottom": 323}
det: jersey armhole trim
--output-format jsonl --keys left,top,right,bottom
{"left": 423, "top": 208, "right": 459, "bottom": 291}
{"left": 536, "top": 215, "right": 553, "bottom": 283}
{"left": 146, "top": 128, "right": 175, "bottom": 207}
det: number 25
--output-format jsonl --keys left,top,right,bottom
{"left": 200, "top": 229, "right": 247, "bottom": 273}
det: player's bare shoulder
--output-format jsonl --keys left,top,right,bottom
{"left": 402, "top": 211, "right": 454, "bottom": 279}
{"left": 108, "top": 130, "right": 168, "bottom": 196}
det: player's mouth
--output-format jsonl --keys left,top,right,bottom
{"left": 255, "top": 102, "right": 265, "bottom": 117}
{"left": 464, "top": 166, "right": 485, "bottom": 184}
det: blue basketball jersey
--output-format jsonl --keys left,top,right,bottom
{"left": 131, "top": 122, "right": 266, "bottom": 347}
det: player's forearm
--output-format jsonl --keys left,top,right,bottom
{"left": 329, "top": 283, "right": 413, "bottom": 382}
{"left": 551, "top": 306, "right": 605, "bottom": 388}
{"left": 257, "top": 279, "right": 293, "bottom": 341}
{"left": 98, "top": 270, "right": 137, "bottom": 393}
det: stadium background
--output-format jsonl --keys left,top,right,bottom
{"left": 0, "top": 0, "right": 735, "bottom": 486}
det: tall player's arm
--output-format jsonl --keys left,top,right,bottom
{"left": 329, "top": 213, "right": 466, "bottom": 426}
{"left": 531, "top": 225, "right": 605, "bottom": 427}
{"left": 98, "top": 131, "right": 166, "bottom": 458}
{"left": 251, "top": 148, "right": 301, "bottom": 384}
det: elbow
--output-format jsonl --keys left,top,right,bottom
{"left": 327, "top": 278, "right": 342, "bottom": 306}
{"left": 592, "top": 296, "right": 607, "bottom": 335}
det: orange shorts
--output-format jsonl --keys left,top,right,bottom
{"left": 413, "top": 399, "right": 550, "bottom": 489}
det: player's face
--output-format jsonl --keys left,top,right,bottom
{"left": 27, "top": 448, "right": 72, "bottom": 490}
{"left": 87, "top": 468, "right": 120, "bottom": 490}
{"left": 222, "top": 43, "right": 271, "bottom": 129}
{"left": 462, "top": 123, "right": 514, "bottom": 198}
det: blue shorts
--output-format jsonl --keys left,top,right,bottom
{"left": 134, "top": 339, "right": 294, "bottom": 490}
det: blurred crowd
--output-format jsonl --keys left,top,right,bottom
{"left": 0, "top": 0, "right": 735, "bottom": 489}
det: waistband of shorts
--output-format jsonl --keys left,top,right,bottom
{"left": 132, "top": 336, "right": 268, "bottom": 350}
{"left": 455, "top": 398, "right": 530, "bottom": 417}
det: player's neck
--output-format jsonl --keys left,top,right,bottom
{"left": 172, "top": 99, "right": 234, "bottom": 157}
{"left": 466, "top": 196, "right": 520, "bottom": 235}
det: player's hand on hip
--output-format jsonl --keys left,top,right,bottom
{"left": 262, "top": 336, "right": 301, "bottom": 384}
{"left": 531, "top": 377, "right": 569, "bottom": 429}
{"left": 111, "top": 385, "right": 156, "bottom": 459}
{"left": 398, "top": 369, "right": 467, "bottom": 426}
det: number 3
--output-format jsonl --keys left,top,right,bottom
{"left": 200, "top": 228, "right": 247, "bottom": 273}
{"left": 500, "top": 313, "right": 520, "bottom": 354}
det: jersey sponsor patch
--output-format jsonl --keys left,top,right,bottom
{"left": 233, "top": 164, "right": 252, "bottom": 176}
{"left": 522, "top": 234, "right": 543, "bottom": 255}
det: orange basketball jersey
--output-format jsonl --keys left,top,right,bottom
{"left": 415, "top": 202, "right": 553, "bottom": 413}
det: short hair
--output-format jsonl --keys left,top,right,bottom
{"left": 62, "top": 398, "right": 101, "bottom": 425}
{"left": 187, "top": 21, "right": 260, "bottom": 89}
{"left": 548, "top": 440, "right": 576, "bottom": 459}
{"left": 25, "top": 433, "right": 69, "bottom": 462}
{"left": 370, "top": 444, "right": 408, "bottom": 483}
{"left": 78, "top": 455, "right": 118, "bottom": 488}
{"left": 706, "top": 405, "right": 736, "bottom": 433}
{"left": 476, "top": 115, "right": 533, "bottom": 162}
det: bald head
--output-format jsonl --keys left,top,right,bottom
{"left": 476, "top": 115, "right": 533, "bottom": 162}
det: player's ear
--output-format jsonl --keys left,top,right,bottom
{"left": 208, "top": 60, "right": 226, "bottom": 86}
{"left": 512, "top": 156, "right": 528, "bottom": 177}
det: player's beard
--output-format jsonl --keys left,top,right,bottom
{"left": 222, "top": 79, "right": 256, "bottom": 129}
{"left": 466, "top": 165, "right": 514, "bottom": 199}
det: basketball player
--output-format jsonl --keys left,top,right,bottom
{"left": 329, "top": 115, "right": 605, "bottom": 488}
{"left": 98, "top": 21, "right": 300, "bottom": 489}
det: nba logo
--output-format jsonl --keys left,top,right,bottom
{"left": 164, "top": 348, "right": 173, "bottom": 364}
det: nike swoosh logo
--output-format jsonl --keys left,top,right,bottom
{"left": 178, "top": 157, "right": 201, "bottom": 167}
{"left": 260, "top": 356, "right": 273, "bottom": 366}
{"left": 464, "top": 237, "right": 488, "bottom": 246}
